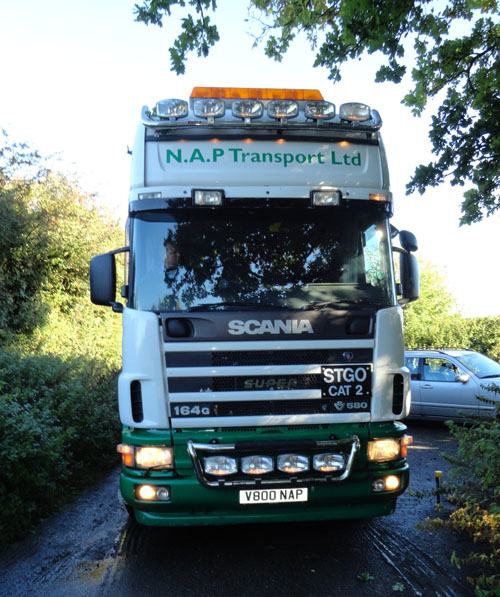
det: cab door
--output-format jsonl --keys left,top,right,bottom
{"left": 420, "top": 357, "right": 479, "bottom": 419}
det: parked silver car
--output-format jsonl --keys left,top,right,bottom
{"left": 405, "top": 349, "right": 500, "bottom": 420}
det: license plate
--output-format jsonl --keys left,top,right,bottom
{"left": 321, "top": 365, "right": 372, "bottom": 404}
{"left": 239, "top": 487, "right": 308, "bottom": 505}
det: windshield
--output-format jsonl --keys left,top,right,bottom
{"left": 130, "top": 207, "right": 395, "bottom": 311}
{"left": 455, "top": 352, "right": 500, "bottom": 379}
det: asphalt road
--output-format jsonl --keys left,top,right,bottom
{"left": 0, "top": 422, "right": 476, "bottom": 597}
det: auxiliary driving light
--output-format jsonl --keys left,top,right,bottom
{"left": 372, "top": 476, "right": 401, "bottom": 492}
{"left": 136, "top": 484, "right": 171, "bottom": 501}
{"left": 305, "top": 100, "right": 335, "bottom": 120}
{"left": 385, "top": 475, "right": 401, "bottom": 491}
{"left": 277, "top": 454, "right": 309, "bottom": 474}
{"left": 312, "top": 190, "right": 341, "bottom": 206}
{"left": 339, "top": 102, "right": 371, "bottom": 122}
{"left": 232, "top": 99, "right": 263, "bottom": 120}
{"left": 267, "top": 99, "right": 299, "bottom": 120}
{"left": 313, "top": 453, "right": 345, "bottom": 473}
{"left": 156, "top": 99, "right": 188, "bottom": 120}
{"left": 204, "top": 455, "right": 238, "bottom": 476}
{"left": 193, "top": 98, "right": 225, "bottom": 121}
{"left": 241, "top": 455, "right": 274, "bottom": 475}
{"left": 193, "top": 190, "right": 223, "bottom": 206}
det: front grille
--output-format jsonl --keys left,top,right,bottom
{"left": 167, "top": 346, "right": 373, "bottom": 421}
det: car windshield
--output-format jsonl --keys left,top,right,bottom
{"left": 130, "top": 206, "right": 396, "bottom": 312}
{"left": 455, "top": 352, "right": 500, "bottom": 379}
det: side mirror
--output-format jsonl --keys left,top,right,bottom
{"left": 455, "top": 373, "right": 470, "bottom": 384}
{"left": 399, "top": 230, "right": 418, "bottom": 253}
{"left": 90, "top": 253, "right": 121, "bottom": 311}
{"left": 399, "top": 252, "right": 420, "bottom": 303}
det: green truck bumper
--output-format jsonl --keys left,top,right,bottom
{"left": 119, "top": 422, "right": 410, "bottom": 526}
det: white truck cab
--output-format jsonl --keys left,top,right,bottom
{"left": 91, "top": 87, "right": 419, "bottom": 525}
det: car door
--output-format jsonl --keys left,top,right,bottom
{"left": 420, "top": 357, "right": 479, "bottom": 419}
{"left": 405, "top": 355, "right": 421, "bottom": 416}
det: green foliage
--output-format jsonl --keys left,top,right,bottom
{"left": 0, "top": 136, "right": 51, "bottom": 335}
{"left": 357, "top": 571, "right": 374, "bottom": 583}
{"left": 404, "top": 260, "right": 458, "bottom": 348}
{"left": 0, "top": 349, "right": 120, "bottom": 545}
{"left": 133, "top": 0, "right": 500, "bottom": 224}
{"left": 0, "top": 133, "right": 124, "bottom": 337}
{"left": 440, "top": 395, "right": 500, "bottom": 592}
{"left": 134, "top": 0, "right": 219, "bottom": 74}
{"left": 403, "top": 260, "right": 500, "bottom": 361}
{"left": 0, "top": 135, "right": 123, "bottom": 545}
{"left": 463, "top": 317, "right": 500, "bottom": 362}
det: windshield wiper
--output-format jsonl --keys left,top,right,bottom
{"left": 479, "top": 374, "right": 500, "bottom": 379}
{"left": 188, "top": 301, "right": 292, "bottom": 312}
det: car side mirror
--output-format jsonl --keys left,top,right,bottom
{"left": 455, "top": 373, "right": 470, "bottom": 384}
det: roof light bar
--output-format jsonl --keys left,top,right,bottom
{"left": 305, "top": 101, "right": 335, "bottom": 120}
{"left": 142, "top": 89, "right": 382, "bottom": 130}
{"left": 339, "top": 102, "right": 371, "bottom": 122}
{"left": 193, "top": 98, "right": 225, "bottom": 122}
{"left": 156, "top": 99, "right": 188, "bottom": 120}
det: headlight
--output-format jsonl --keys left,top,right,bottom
{"left": 135, "top": 446, "right": 174, "bottom": 469}
{"left": 117, "top": 444, "right": 174, "bottom": 469}
{"left": 367, "top": 438, "right": 401, "bottom": 462}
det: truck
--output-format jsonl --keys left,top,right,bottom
{"left": 90, "top": 86, "right": 420, "bottom": 526}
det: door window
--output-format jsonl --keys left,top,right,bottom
{"left": 422, "top": 358, "right": 461, "bottom": 382}
{"left": 405, "top": 356, "right": 421, "bottom": 380}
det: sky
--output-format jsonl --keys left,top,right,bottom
{"left": 1, "top": 0, "right": 499, "bottom": 317}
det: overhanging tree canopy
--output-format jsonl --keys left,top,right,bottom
{"left": 134, "top": 0, "right": 500, "bottom": 224}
